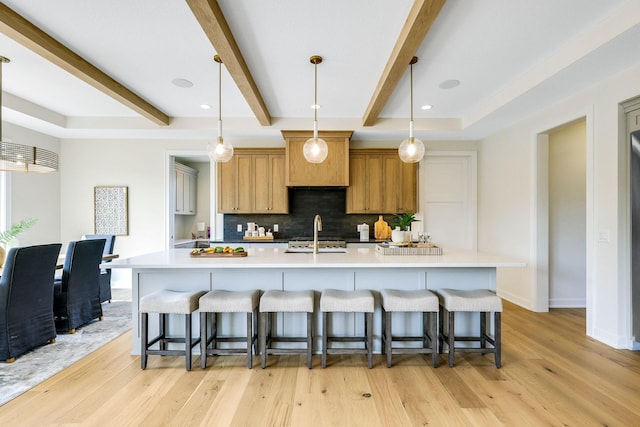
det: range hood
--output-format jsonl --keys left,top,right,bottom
{"left": 282, "top": 130, "right": 352, "bottom": 187}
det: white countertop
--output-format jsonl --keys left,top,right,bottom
{"left": 106, "top": 247, "right": 525, "bottom": 269}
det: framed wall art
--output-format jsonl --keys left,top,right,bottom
{"left": 94, "top": 186, "right": 128, "bottom": 235}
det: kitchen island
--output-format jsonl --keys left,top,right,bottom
{"left": 107, "top": 247, "right": 525, "bottom": 354}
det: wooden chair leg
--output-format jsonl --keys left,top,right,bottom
{"left": 495, "top": 312, "right": 502, "bottom": 368}
{"left": 322, "top": 312, "right": 328, "bottom": 368}
{"left": 366, "top": 312, "right": 373, "bottom": 369}
{"left": 307, "top": 312, "right": 313, "bottom": 369}
{"left": 246, "top": 312, "right": 253, "bottom": 369}
{"left": 200, "top": 312, "right": 208, "bottom": 369}
{"left": 185, "top": 313, "right": 192, "bottom": 371}
{"left": 260, "top": 312, "right": 267, "bottom": 369}
{"left": 385, "top": 310, "right": 392, "bottom": 368}
{"left": 430, "top": 312, "right": 438, "bottom": 368}
{"left": 141, "top": 312, "right": 148, "bottom": 369}
{"left": 448, "top": 310, "right": 455, "bottom": 368}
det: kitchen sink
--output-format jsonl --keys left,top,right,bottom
{"left": 284, "top": 247, "right": 348, "bottom": 254}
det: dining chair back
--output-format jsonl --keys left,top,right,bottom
{"left": 82, "top": 234, "right": 116, "bottom": 303}
{"left": 0, "top": 243, "right": 62, "bottom": 362}
{"left": 53, "top": 239, "right": 105, "bottom": 333}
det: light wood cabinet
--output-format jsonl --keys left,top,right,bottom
{"left": 346, "top": 149, "right": 417, "bottom": 214}
{"left": 253, "top": 152, "right": 287, "bottom": 213}
{"left": 217, "top": 149, "right": 288, "bottom": 214}
{"left": 175, "top": 163, "right": 198, "bottom": 215}
{"left": 282, "top": 130, "right": 352, "bottom": 186}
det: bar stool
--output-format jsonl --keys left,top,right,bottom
{"left": 199, "top": 289, "right": 260, "bottom": 369}
{"left": 380, "top": 289, "right": 439, "bottom": 368}
{"left": 437, "top": 288, "right": 503, "bottom": 368}
{"left": 259, "top": 290, "right": 314, "bottom": 369}
{"left": 140, "top": 289, "right": 206, "bottom": 371}
{"left": 320, "top": 289, "right": 374, "bottom": 369}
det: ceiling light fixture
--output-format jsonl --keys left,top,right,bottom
{"left": 303, "top": 55, "right": 328, "bottom": 163}
{"left": 398, "top": 56, "right": 425, "bottom": 164}
{"left": 207, "top": 55, "right": 233, "bottom": 163}
{"left": 0, "top": 56, "right": 58, "bottom": 173}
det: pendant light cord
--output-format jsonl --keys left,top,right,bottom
{"left": 409, "top": 61, "right": 414, "bottom": 123}
{"left": 218, "top": 59, "right": 222, "bottom": 128}
{"left": 314, "top": 61, "right": 318, "bottom": 122}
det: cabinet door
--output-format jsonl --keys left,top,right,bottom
{"left": 186, "top": 172, "right": 197, "bottom": 214}
{"left": 269, "top": 154, "right": 288, "bottom": 213}
{"left": 346, "top": 155, "right": 367, "bottom": 213}
{"left": 381, "top": 155, "right": 399, "bottom": 213}
{"left": 235, "top": 155, "right": 253, "bottom": 213}
{"left": 399, "top": 161, "right": 418, "bottom": 213}
{"left": 366, "top": 155, "right": 384, "bottom": 212}
{"left": 175, "top": 169, "right": 185, "bottom": 213}
{"left": 217, "top": 159, "right": 236, "bottom": 213}
{"left": 253, "top": 154, "right": 270, "bottom": 212}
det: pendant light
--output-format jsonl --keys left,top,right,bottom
{"left": 0, "top": 56, "right": 58, "bottom": 172}
{"left": 398, "top": 56, "right": 425, "bottom": 163}
{"left": 207, "top": 55, "right": 233, "bottom": 163}
{"left": 303, "top": 55, "right": 328, "bottom": 163}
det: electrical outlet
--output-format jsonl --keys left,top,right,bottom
{"left": 237, "top": 224, "right": 242, "bottom": 233}
{"left": 273, "top": 224, "right": 279, "bottom": 232}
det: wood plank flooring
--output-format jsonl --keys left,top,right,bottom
{"left": 1, "top": 301, "right": 640, "bottom": 426}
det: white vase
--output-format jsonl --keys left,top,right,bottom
{"left": 391, "top": 227, "right": 406, "bottom": 243}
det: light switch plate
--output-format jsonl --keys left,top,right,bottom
{"left": 237, "top": 224, "right": 242, "bottom": 232}
{"left": 274, "top": 224, "right": 279, "bottom": 232}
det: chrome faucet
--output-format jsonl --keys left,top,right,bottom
{"left": 313, "top": 214, "right": 323, "bottom": 254}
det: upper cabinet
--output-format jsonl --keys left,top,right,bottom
{"left": 282, "top": 130, "right": 352, "bottom": 186}
{"left": 217, "top": 149, "right": 288, "bottom": 214}
{"left": 346, "top": 149, "right": 417, "bottom": 214}
{"left": 175, "top": 162, "right": 198, "bottom": 215}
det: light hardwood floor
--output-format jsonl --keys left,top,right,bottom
{"left": 1, "top": 301, "right": 640, "bottom": 426}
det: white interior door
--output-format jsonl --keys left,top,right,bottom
{"left": 421, "top": 152, "right": 477, "bottom": 250}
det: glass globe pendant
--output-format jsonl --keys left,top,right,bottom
{"left": 398, "top": 56, "right": 425, "bottom": 163}
{"left": 303, "top": 55, "right": 328, "bottom": 163}
{"left": 208, "top": 55, "right": 234, "bottom": 163}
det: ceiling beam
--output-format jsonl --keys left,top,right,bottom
{"left": 186, "top": 0, "right": 272, "bottom": 126}
{"left": 362, "top": 0, "right": 446, "bottom": 126}
{"left": 0, "top": 3, "right": 170, "bottom": 126}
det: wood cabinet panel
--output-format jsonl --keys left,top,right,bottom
{"left": 282, "top": 130, "right": 352, "bottom": 186}
{"left": 217, "top": 149, "right": 288, "bottom": 214}
{"left": 346, "top": 149, "right": 417, "bottom": 214}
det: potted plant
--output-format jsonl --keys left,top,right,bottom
{"left": 391, "top": 212, "right": 418, "bottom": 243}
{"left": 0, "top": 218, "right": 37, "bottom": 268}
{"left": 392, "top": 212, "right": 418, "bottom": 231}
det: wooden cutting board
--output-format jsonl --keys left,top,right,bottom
{"left": 190, "top": 251, "right": 248, "bottom": 257}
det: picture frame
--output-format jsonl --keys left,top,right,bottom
{"left": 94, "top": 186, "right": 128, "bottom": 235}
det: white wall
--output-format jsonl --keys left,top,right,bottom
{"left": 479, "top": 62, "right": 640, "bottom": 348}
{"left": 549, "top": 120, "right": 587, "bottom": 307}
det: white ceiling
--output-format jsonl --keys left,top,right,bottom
{"left": 0, "top": 0, "right": 638, "bottom": 144}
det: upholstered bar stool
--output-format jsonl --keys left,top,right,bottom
{"left": 380, "top": 289, "right": 439, "bottom": 368}
{"left": 199, "top": 289, "right": 260, "bottom": 369}
{"left": 320, "top": 289, "right": 374, "bottom": 369}
{"left": 437, "top": 289, "right": 503, "bottom": 368}
{"left": 259, "top": 290, "right": 314, "bottom": 369}
{"left": 140, "top": 289, "right": 206, "bottom": 371}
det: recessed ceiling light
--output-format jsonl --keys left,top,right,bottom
{"left": 439, "top": 79, "right": 460, "bottom": 89}
{"left": 200, "top": 104, "right": 211, "bottom": 109}
{"left": 172, "top": 78, "right": 193, "bottom": 88}
{"left": 421, "top": 104, "right": 433, "bottom": 110}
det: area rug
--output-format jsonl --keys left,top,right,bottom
{"left": 0, "top": 289, "right": 132, "bottom": 406}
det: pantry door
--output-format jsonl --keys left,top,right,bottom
{"left": 421, "top": 152, "right": 477, "bottom": 251}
